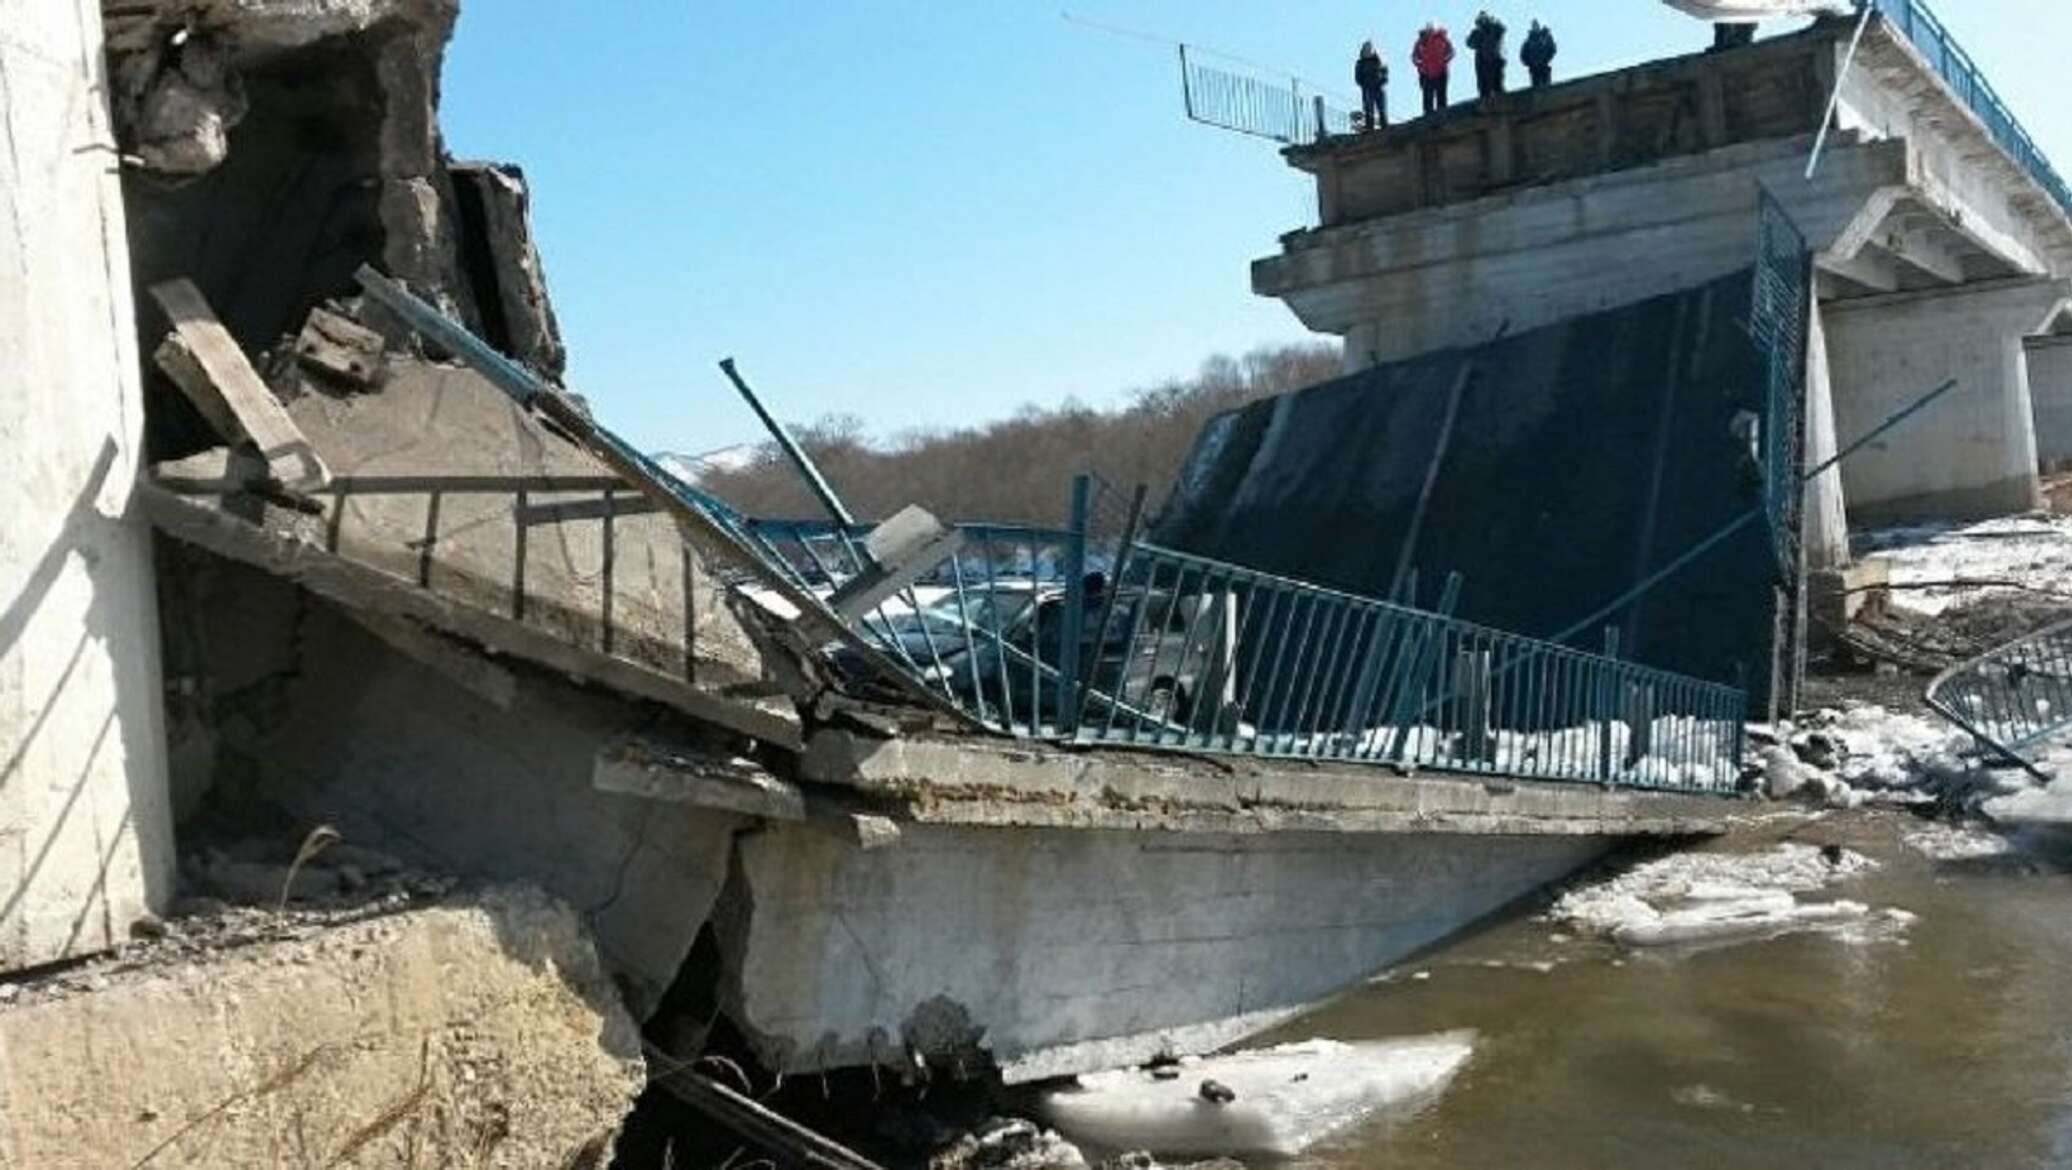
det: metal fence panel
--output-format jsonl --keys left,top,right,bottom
{"left": 1180, "top": 50, "right": 1356, "bottom": 144}
{"left": 1927, "top": 618, "right": 2072, "bottom": 773}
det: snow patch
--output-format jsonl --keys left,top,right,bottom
{"left": 1039, "top": 1035, "right": 1473, "bottom": 1158}
{"left": 1859, "top": 516, "right": 2072, "bottom": 618}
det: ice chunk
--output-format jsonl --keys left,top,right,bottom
{"left": 1613, "top": 899, "right": 1869, "bottom": 947}
{"left": 1039, "top": 1034, "right": 1473, "bottom": 1158}
{"left": 1550, "top": 844, "right": 1901, "bottom": 950}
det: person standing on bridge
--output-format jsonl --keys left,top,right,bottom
{"left": 1355, "top": 40, "right": 1389, "bottom": 131}
{"left": 1413, "top": 23, "right": 1454, "bottom": 115}
{"left": 1521, "top": 20, "right": 1557, "bottom": 88}
{"left": 1466, "top": 11, "right": 1508, "bottom": 99}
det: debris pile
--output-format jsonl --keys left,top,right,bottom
{"left": 1748, "top": 703, "right": 2006, "bottom": 810}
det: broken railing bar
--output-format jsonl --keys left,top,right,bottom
{"left": 716, "top": 364, "right": 969, "bottom": 687}
{"left": 1058, "top": 475, "right": 1092, "bottom": 733}
{"left": 1074, "top": 483, "right": 1148, "bottom": 735}
{"left": 654, "top": 1066, "right": 887, "bottom": 1170}
{"left": 1551, "top": 377, "right": 1961, "bottom": 646}
{"left": 1805, "top": 2, "right": 1877, "bottom": 180}
{"left": 320, "top": 474, "right": 628, "bottom": 494}
{"left": 719, "top": 357, "right": 859, "bottom": 529}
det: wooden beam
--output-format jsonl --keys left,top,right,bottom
{"left": 148, "top": 279, "right": 332, "bottom": 491}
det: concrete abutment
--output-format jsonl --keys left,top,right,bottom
{"left": 1, "top": 0, "right": 177, "bottom": 974}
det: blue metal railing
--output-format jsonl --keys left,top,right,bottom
{"left": 751, "top": 509, "right": 1748, "bottom": 794}
{"left": 1871, "top": 0, "right": 2072, "bottom": 219}
{"left": 1926, "top": 618, "right": 2072, "bottom": 779}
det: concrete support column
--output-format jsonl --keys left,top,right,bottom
{"left": 1, "top": 2, "right": 176, "bottom": 970}
{"left": 1802, "top": 303, "right": 1849, "bottom": 568}
{"left": 1823, "top": 278, "right": 2072, "bottom": 524}
{"left": 2025, "top": 334, "right": 2072, "bottom": 473}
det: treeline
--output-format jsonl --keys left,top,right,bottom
{"left": 701, "top": 342, "right": 1342, "bottom": 527}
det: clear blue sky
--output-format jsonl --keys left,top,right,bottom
{"left": 440, "top": 1, "right": 2072, "bottom": 457}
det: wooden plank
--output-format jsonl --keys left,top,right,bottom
{"left": 148, "top": 278, "right": 332, "bottom": 491}
{"left": 138, "top": 481, "right": 803, "bottom": 751}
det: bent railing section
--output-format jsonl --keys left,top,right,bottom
{"left": 1925, "top": 618, "right": 2072, "bottom": 777}
{"left": 753, "top": 516, "right": 1747, "bottom": 795}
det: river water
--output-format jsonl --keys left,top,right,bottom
{"left": 1264, "top": 811, "right": 2072, "bottom": 1170}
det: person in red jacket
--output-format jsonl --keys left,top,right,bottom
{"left": 1412, "top": 23, "right": 1455, "bottom": 116}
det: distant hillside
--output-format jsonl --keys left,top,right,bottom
{"left": 691, "top": 342, "right": 1341, "bottom": 529}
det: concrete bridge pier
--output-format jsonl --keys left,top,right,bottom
{"left": 1822, "top": 277, "right": 2072, "bottom": 524}
{"left": 2026, "top": 333, "right": 2072, "bottom": 473}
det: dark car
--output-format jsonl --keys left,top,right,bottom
{"left": 829, "top": 587, "right": 1041, "bottom": 682}
{"left": 940, "top": 587, "right": 1232, "bottom": 731}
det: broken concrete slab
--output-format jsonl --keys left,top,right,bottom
{"left": 595, "top": 738, "right": 805, "bottom": 821}
{"left": 0, "top": 884, "right": 643, "bottom": 1168}
{"left": 450, "top": 161, "right": 568, "bottom": 380}
{"left": 341, "top": 609, "right": 519, "bottom": 709}
{"left": 164, "top": 585, "right": 753, "bottom": 1018}
{"left": 139, "top": 475, "right": 798, "bottom": 750}
{"left": 797, "top": 730, "right": 1731, "bottom": 839}
{"left": 285, "top": 354, "right": 776, "bottom": 693}
{"left": 292, "top": 303, "right": 387, "bottom": 389}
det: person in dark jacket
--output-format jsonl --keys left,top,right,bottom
{"left": 1355, "top": 40, "right": 1388, "bottom": 131}
{"left": 1412, "top": 24, "right": 1455, "bottom": 115}
{"left": 1466, "top": 11, "right": 1507, "bottom": 99}
{"left": 1521, "top": 21, "right": 1556, "bottom": 88}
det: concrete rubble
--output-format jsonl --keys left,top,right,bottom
{"left": 0, "top": 883, "right": 644, "bottom": 1169}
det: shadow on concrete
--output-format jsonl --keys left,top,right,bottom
{"left": 0, "top": 438, "right": 174, "bottom": 963}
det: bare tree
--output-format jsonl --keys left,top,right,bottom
{"left": 701, "top": 342, "right": 1340, "bottom": 525}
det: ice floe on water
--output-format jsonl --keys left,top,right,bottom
{"left": 1039, "top": 1035, "right": 1474, "bottom": 1158}
{"left": 1548, "top": 844, "right": 1909, "bottom": 950}
{"left": 1901, "top": 821, "right": 2016, "bottom": 861}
